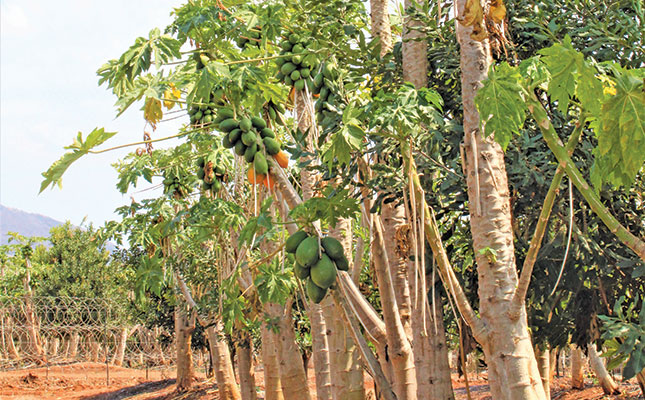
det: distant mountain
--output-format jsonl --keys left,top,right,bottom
{"left": 0, "top": 205, "right": 63, "bottom": 245}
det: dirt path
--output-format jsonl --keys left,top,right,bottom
{"left": 2, "top": 362, "right": 643, "bottom": 399}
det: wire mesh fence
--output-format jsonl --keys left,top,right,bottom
{"left": 0, "top": 296, "right": 175, "bottom": 371}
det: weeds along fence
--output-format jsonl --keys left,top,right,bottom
{"left": 0, "top": 296, "right": 176, "bottom": 371}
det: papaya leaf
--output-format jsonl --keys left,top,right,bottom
{"left": 539, "top": 36, "right": 580, "bottom": 113}
{"left": 592, "top": 67, "right": 645, "bottom": 189}
{"left": 40, "top": 128, "right": 117, "bottom": 193}
{"left": 143, "top": 97, "right": 163, "bottom": 128}
{"left": 475, "top": 62, "right": 527, "bottom": 150}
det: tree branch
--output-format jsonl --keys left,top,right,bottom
{"left": 509, "top": 120, "right": 583, "bottom": 320}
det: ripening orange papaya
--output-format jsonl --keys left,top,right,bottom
{"left": 274, "top": 150, "right": 289, "bottom": 168}
{"left": 263, "top": 173, "right": 276, "bottom": 189}
{"left": 247, "top": 167, "right": 265, "bottom": 185}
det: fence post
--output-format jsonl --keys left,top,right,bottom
{"left": 104, "top": 300, "right": 109, "bottom": 386}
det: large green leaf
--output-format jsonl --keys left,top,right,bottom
{"left": 475, "top": 62, "right": 527, "bottom": 150}
{"left": 40, "top": 128, "right": 117, "bottom": 193}
{"left": 592, "top": 67, "right": 645, "bottom": 189}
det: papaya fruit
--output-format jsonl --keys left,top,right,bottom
{"left": 247, "top": 167, "right": 264, "bottom": 185}
{"left": 239, "top": 117, "right": 252, "bottom": 132}
{"left": 294, "top": 263, "right": 310, "bottom": 279}
{"left": 204, "top": 109, "right": 212, "bottom": 115}
{"left": 288, "top": 33, "right": 300, "bottom": 45}
{"left": 254, "top": 152, "right": 269, "bottom": 175}
{"left": 234, "top": 141, "right": 246, "bottom": 156}
{"left": 310, "top": 254, "right": 337, "bottom": 289}
{"left": 274, "top": 150, "right": 289, "bottom": 168}
{"left": 244, "top": 143, "right": 258, "bottom": 163}
{"left": 228, "top": 128, "right": 242, "bottom": 143}
{"left": 296, "top": 236, "right": 320, "bottom": 267}
{"left": 218, "top": 108, "right": 235, "bottom": 120}
{"left": 321, "top": 237, "right": 345, "bottom": 261}
{"left": 323, "top": 62, "right": 336, "bottom": 79}
{"left": 203, "top": 114, "right": 213, "bottom": 124}
{"left": 251, "top": 116, "right": 266, "bottom": 129}
{"left": 319, "top": 87, "right": 329, "bottom": 101}
{"left": 284, "top": 76, "right": 293, "bottom": 86}
{"left": 222, "top": 134, "right": 234, "bottom": 149}
{"left": 197, "top": 157, "right": 205, "bottom": 168}
{"left": 294, "top": 79, "right": 305, "bottom": 91}
{"left": 313, "top": 73, "right": 323, "bottom": 88}
{"left": 291, "top": 54, "right": 302, "bottom": 65}
{"left": 306, "top": 278, "right": 327, "bottom": 303}
{"left": 211, "top": 179, "right": 222, "bottom": 192}
{"left": 280, "top": 40, "right": 292, "bottom": 51}
{"left": 263, "top": 137, "right": 281, "bottom": 156}
{"left": 281, "top": 62, "right": 297, "bottom": 76}
{"left": 260, "top": 128, "right": 275, "bottom": 139}
{"left": 197, "top": 168, "right": 205, "bottom": 180}
{"left": 219, "top": 118, "right": 239, "bottom": 132}
{"left": 290, "top": 70, "right": 301, "bottom": 81}
{"left": 194, "top": 110, "right": 203, "bottom": 120}
{"left": 334, "top": 257, "right": 349, "bottom": 271}
{"left": 268, "top": 107, "right": 277, "bottom": 120}
{"left": 286, "top": 230, "right": 308, "bottom": 253}
{"left": 263, "top": 173, "right": 275, "bottom": 189}
{"left": 215, "top": 164, "right": 225, "bottom": 175}
{"left": 276, "top": 56, "right": 286, "bottom": 67}
{"left": 292, "top": 44, "right": 304, "bottom": 54}
{"left": 271, "top": 102, "right": 285, "bottom": 114}
{"left": 276, "top": 71, "right": 285, "bottom": 81}
{"left": 300, "top": 68, "right": 311, "bottom": 78}
{"left": 314, "top": 99, "right": 323, "bottom": 113}
{"left": 241, "top": 131, "right": 257, "bottom": 146}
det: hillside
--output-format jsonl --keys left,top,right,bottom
{"left": 0, "top": 204, "right": 63, "bottom": 245}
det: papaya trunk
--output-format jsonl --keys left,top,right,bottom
{"left": 206, "top": 322, "right": 242, "bottom": 400}
{"left": 588, "top": 344, "right": 619, "bottom": 395}
{"left": 636, "top": 369, "right": 645, "bottom": 397}
{"left": 535, "top": 346, "right": 550, "bottom": 398}
{"left": 175, "top": 307, "right": 195, "bottom": 392}
{"left": 369, "top": 0, "right": 392, "bottom": 56}
{"left": 112, "top": 328, "right": 128, "bottom": 366}
{"left": 236, "top": 334, "right": 258, "bottom": 400}
{"left": 570, "top": 344, "right": 584, "bottom": 389}
{"left": 455, "top": 4, "right": 545, "bottom": 398}
{"left": 260, "top": 322, "right": 284, "bottom": 400}
{"left": 23, "top": 259, "right": 44, "bottom": 363}
{"left": 267, "top": 302, "right": 312, "bottom": 400}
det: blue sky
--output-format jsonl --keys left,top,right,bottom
{"left": 1, "top": 0, "right": 184, "bottom": 227}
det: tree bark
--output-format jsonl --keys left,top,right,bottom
{"left": 266, "top": 302, "right": 312, "bottom": 400}
{"left": 570, "top": 344, "right": 584, "bottom": 389}
{"left": 23, "top": 259, "right": 44, "bottom": 364}
{"left": 175, "top": 307, "right": 195, "bottom": 392}
{"left": 236, "top": 333, "right": 258, "bottom": 400}
{"left": 455, "top": 3, "right": 546, "bottom": 398}
{"left": 535, "top": 346, "right": 550, "bottom": 399}
{"left": 260, "top": 322, "right": 284, "bottom": 400}
{"left": 112, "top": 328, "right": 129, "bottom": 366}
{"left": 587, "top": 344, "right": 619, "bottom": 395}
{"left": 370, "top": 0, "right": 392, "bottom": 56}
{"left": 206, "top": 322, "right": 242, "bottom": 400}
{"left": 636, "top": 369, "right": 645, "bottom": 398}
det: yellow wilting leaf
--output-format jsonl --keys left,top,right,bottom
{"left": 144, "top": 97, "right": 163, "bottom": 129}
{"left": 488, "top": 0, "right": 506, "bottom": 24}
{"left": 603, "top": 85, "right": 617, "bottom": 96}
{"left": 460, "top": 0, "right": 484, "bottom": 28}
{"left": 163, "top": 83, "right": 181, "bottom": 109}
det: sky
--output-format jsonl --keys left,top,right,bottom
{"left": 1, "top": 0, "right": 185, "bottom": 228}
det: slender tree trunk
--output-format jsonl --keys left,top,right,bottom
{"left": 535, "top": 346, "right": 550, "bottom": 398}
{"left": 370, "top": 0, "right": 393, "bottom": 56}
{"left": 206, "top": 322, "right": 242, "bottom": 400}
{"left": 112, "top": 327, "right": 129, "bottom": 366}
{"left": 267, "top": 302, "right": 312, "bottom": 400}
{"left": 236, "top": 333, "right": 258, "bottom": 400}
{"left": 549, "top": 347, "right": 557, "bottom": 381}
{"left": 175, "top": 307, "right": 195, "bottom": 392}
{"left": 23, "top": 259, "right": 44, "bottom": 364}
{"left": 636, "top": 369, "right": 645, "bottom": 397}
{"left": 587, "top": 344, "right": 619, "bottom": 395}
{"left": 455, "top": 5, "right": 546, "bottom": 398}
{"left": 424, "top": 290, "right": 454, "bottom": 400}
{"left": 570, "top": 344, "right": 584, "bottom": 389}
{"left": 69, "top": 331, "right": 80, "bottom": 359}
{"left": 3, "top": 317, "right": 20, "bottom": 359}
{"left": 260, "top": 322, "right": 284, "bottom": 400}
{"left": 90, "top": 340, "right": 100, "bottom": 363}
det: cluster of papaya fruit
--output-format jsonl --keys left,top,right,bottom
{"left": 217, "top": 108, "right": 288, "bottom": 187}
{"left": 162, "top": 171, "right": 190, "bottom": 198}
{"left": 196, "top": 155, "right": 226, "bottom": 195}
{"left": 235, "top": 25, "right": 262, "bottom": 49}
{"left": 266, "top": 100, "right": 285, "bottom": 126}
{"left": 285, "top": 231, "right": 349, "bottom": 303}
{"left": 188, "top": 100, "right": 219, "bottom": 126}
{"left": 312, "top": 62, "right": 345, "bottom": 132}
{"left": 275, "top": 33, "right": 320, "bottom": 91}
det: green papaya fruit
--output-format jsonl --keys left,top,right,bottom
{"left": 241, "top": 131, "right": 257, "bottom": 146}
{"left": 244, "top": 143, "right": 258, "bottom": 163}
{"left": 236, "top": 37, "right": 246, "bottom": 48}
{"left": 228, "top": 128, "right": 242, "bottom": 143}
{"left": 276, "top": 71, "right": 285, "bottom": 81}
{"left": 281, "top": 62, "right": 297, "bottom": 76}
{"left": 194, "top": 110, "right": 203, "bottom": 120}
{"left": 286, "top": 230, "right": 308, "bottom": 253}
{"left": 218, "top": 108, "right": 235, "bottom": 120}
{"left": 234, "top": 141, "right": 246, "bottom": 156}
{"left": 292, "top": 44, "right": 304, "bottom": 54}
{"left": 197, "top": 168, "right": 205, "bottom": 179}
{"left": 290, "top": 70, "right": 301, "bottom": 81}
{"left": 251, "top": 116, "right": 266, "bottom": 130}
{"left": 276, "top": 56, "right": 286, "bottom": 67}
{"left": 313, "top": 73, "right": 323, "bottom": 88}
{"left": 291, "top": 54, "right": 302, "bottom": 65}
{"left": 211, "top": 179, "right": 222, "bottom": 192}
{"left": 294, "top": 79, "right": 305, "bottom": 91}
{"left": 202, "top": 181, "right": 212, "bottom": 190}
{"left": 215, "top": 164, "right": 225, "bottom": 175}
{"left": 219, "top": 118, "right": 239, "bottom": 132}
{"left": 271, "top": 102, "right": 286, "bottom": 114}
{"left": 239, "top": 117, "right": 253, "bottom": 132}
{"left": 263, "top": 138, "right": 281, "bottom": 156}
{"left": 260, "top": 128, "right": 275, "bottom": 139}
{"left": 289, "top": 33, "right": 300, "bottom": 44}
{"left": 203, "top": 114, "right": 213, "bottom": 123}
{"left": 296, "top": 236, "right": 320, "bottom": 267}
{"left": 314, "top": 99, "right": 323, "bottom": 113}
{"left": 321, "top": 237, "right": 345, "bottom": 261}
{"left": 306, "top": 279, "right": 327, "bottom": 304}
{"left": 268, "top": 107, "right": 276, "bottom": 120}
{"left": 204, "top": 109, "right": 212, "bottom": 115}
{"left": 323, "top": 62, "right": 336, "bottom": 79}
{"left": 222, "top": 134, "right": 234, "bottom": 149}
{"left": 284, "top": 76, "right": 293, "bottom": 86}
{"left": 334, "top": 257, "right": 349, "bottom": 271}
{"left": 280, "top": 40, "right": 293, "bottom": 51}
{"left": 294, "top": 263, "right": 310, "bottom": 279}
{"left": 310, "top": 254, "right": 337, "bottom": 289}
{"left": 197, "top": 157, "right": 205, "bottom": 168}
{"left": 253, "top": 152, "right": 268, "bottom": 175}
{"left": 319, "top": 86, "right": 329, "bottom": 101}
{"left": 300, "top": 68, "right": 311, "bottom": 79}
